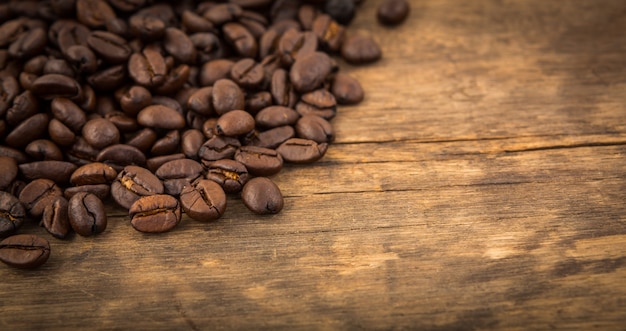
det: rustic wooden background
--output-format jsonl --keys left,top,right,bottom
{"left": 2, "top": 0, "right": 626, "bottom": 329}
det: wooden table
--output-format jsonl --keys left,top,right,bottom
{"left": 2, "top": 0, "right": 626, "bottom": 329}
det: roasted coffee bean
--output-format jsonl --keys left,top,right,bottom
{"left": 270, "top": 68, "right": 297, "bottom": 108}
{"left": 0, "top": 19, "right": 28, "bottom": 48}
{"left": 18, "top": 178, "right": 63, "bottom": 217}
{"left": 82, "top": 118, "right": 120, "bottom": 149}
{"left": 0, "top": 75, "right": 19, "bottom": 116}
{"left": 128, "top": 14, "right": 165, "bottom": 41}
{"left": 312, "top": 14, "right": 345, "bottom": 52}
{"left": 255, "top": 105, "right": 299, "bottom": 128}
{"left": 289, "top": 51, "right": 333, "bottom": 93}
{"left": 8, "top": 27, "right": 46, "bottom": 59}
{"left": 76, "top": 0, "right": 116, "bottom": 29}
{"left": 96, "top": 144, "right": 146, "bottom": 170}
{"left": 5, "top": 113, "right": 49, "bottom": 148}
{"left": 48, "top": 118, "right": 76, "bottom": 147}
{"left": 341, "top": 34, "right": 382, "bottom": 64}
{"left": 331, "top": 72, "right": 364, "bottom": 105}
{"left": 56, "top": 23, "right": 91, "bottom": 54}
{"left": 6, "top": 91, "right": 38, "bottom": 127}
{"left": 245, "top": 91, "right": 272, "bottom": 114}
{"left": 212, "top": 79, "right": 244, "bottom": 115}
{"left": 0, "top": 192, "right": 25, "bottom": 238}
{"left": 43, "top": 58, "right": 75, "bottom": 78}
{"left": 277, "top": 138, "right": 328, "bottom": 164}
{"left": 87, "top": 31, "right": 131, "bottom": 64}
{"left": 248, "top": 125, "right": 295, "bottom": 149}
{"left": 199, "top": 59, "right": 234, "bottom": 87}
{"left": 0, "top": 156, "right": 18, "bottom": 191}
{"left": 68, "top": 192, "right": 107, "bottom": 236}
{"left": 18, "top": 72, "right": 38, "bottom": 91}
{"left": 182, "top": 10, "right": 215, "bottom": 33}
{"left": 106, "top": 17, "right": 130, "bottom": 37}
{"left": 181, "top": 129, "right": 205, "bottom": 160}
{"left": 295, "top": 88, "right": 337, "bottom": 119}
{"left": 24, "top": 140, "right": 63, "bottom": 161}
{"left": 87, "top": 64, "right": 126, "bottom": 91}
{"left": 41, "top": 197, "right": 71, "bottom": 239}
{"left": 146, "top": 153, "right": 185, "bottom": 173}
{"left": 0, "top": 234, "right": 50, "bottom": 269}
{"left": 179, "top": 179, "right": 226, "bottom": 222}
{"left": 64, "top": 184, "right": 110, "bottom": 200}
{"left": 129, "top": 194, "right": 181, "bottom": 233}
{"left": 22, "top": 55, "right": 47, "bottom": 75}
{"left": 270, "top": 0, "right": 299, "bottom": 22}
{"left": 201, "top": 118, "right": 218, "bottom": 139}
{"left": 298, "top": 4, "right": 318, "bottom": 31}
{"left": 0, "top": 146, "right": 28, "bottom": 164}
{"left": 163, "top": 27, "right": 196, "bottom": 64}
{"left": 241, "top": 177, "right": 283, "bottom": 215}
{"left": 128, "top": 47, "right": 167, "bottom": 88}
{"left": 31, "top": 74, "right": 81, "bottom": 99}
{"left": 295, "top": 115, "right": 335, "bottom": 144}
{"left": 108, "top": 0, "right": 145, "bottom": 12}
{"left": 203, "top": 3, "right": 243, "bottom": 26}
{"left": 230, "top": 58, "right": 265, "bottom": 89}
{"left": 50, "top": 98, "right": 86, "bottom": 133}
{"left": 70, "top": 162, "right": 117, "bottom": 186}
{"left": 378, "top": 0, "right": 410, "bottom": 26}
{"left": 63, "top": 45, "right": 98, "bottom": 74}
{"left": 137, "top": 105, "right": 186, "bottom": 130}
{"left": 120, "top": 85, "right": 152, "bottom": 116}
{"left": 186, "top": 86, "right": 214, "bottom": 116}
{"left": 278, "top": 29, "right": 318, "bottom": 66}
{"left": 105, "top": 111, "right": 139, "bottom": 133}
{"left": 151, "top": 64, "right": 191, "bottom": 95}
{"left": 234, "top": 145, "right": 283, "bottom": 176}
{"left": 19, "top": 161, "right": 77, "bottom": 184}
{"left": 325, "top": 0, "right": 356, "bottom": 25}
{"left": 155, "top": 158, "right": 203, "bottom": 196}
{"left": 151, "top": 130, "right": 180, "bottom": 156}
{"left": 205, "top": 159, "right": 249, "bottom": 193}
{"left": 126, "top": 128, "right": 158, "bottom": 153}
{"left": 190, "top": 32, "right": 224, "bottom": 63}
{"left": 151, "top": 95, "right": 184, "bottom": 115}
{"left": 198, "top": 135, "right": 241, "bottom": 165}
{"left": 65, "top": 137, "right": 99, "bottom": 165}
{"left": 111, "top": 165, "right": 163, "bottom": 210}
{"left": 216, "top": 110, "right": 255, "bottom": 137}
{"left": 222, "top": 22, "right": 257, "bottom": 58}
{"left": 258, "top": 28, "right": 280, "bottom": 59}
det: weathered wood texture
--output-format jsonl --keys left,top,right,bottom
{"left": 2, "top": 1, "right": 626, "bottom": 330}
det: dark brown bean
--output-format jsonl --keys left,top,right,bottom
{"left": 222, "top": 22, "right": 257, "bottom": 58}
{"left": 18, "top": 161, "right": 78, "bottom": 184}
{"left": 64, "top": 184, "right": 110, "bottom": 201}
{"left": 155, "top": 158, "right": 204, "bottom": 196}
{"left": 6, "top": 90, "right": 39, "bottom": 127}
{"left": 198, "top": 135, "right": 241, "bottom": 165}
{"left": 126, "top": 128, "right": 158, "bottom": 153}
{"left": 255, "top": 105, "right": 299, "bottom": 128}
{"left": 41, "top": 197, "right": 71, "bottom": 239}
{"left": 276, "top": 138, "right": 328, "bottom": 164}
{"left": 295, "top": 115, "right": 335, "bottom": 144}
{"left": 82, "top": 118, "right": 120, "bottom": 149}
{"left": 248, "top": 125, "right": 295, "bottom": 149}
{"left": 120, "top": 85, "right": 152, "bottom": 116}
{"left": 378, "top": 0, "right": 410, "bottom": 26}
{"left": 151, "top": 130, "right": 180, "bottom": 156}
{"left": 18, "top": 178, "right": 63, "bottom": 217}
{"left": 128, "top": 47, "right": 167, "bottom": 88}
{"left": 312, "top": 14, "right": 345, "bottom": 52}
{"left": 205, "top": 159, "right": 249, "bottom": 193}
{"left": 146, "top": 153, "right": 185, "bottom": 173}
{"left": 96, "top": 144, "right": 146, "bottom": 170}
{"left": 137, "top": 105, "right": 186, "bottom": 130}
{"left": 234, "top": 145, "right": 283, "bottom": 176}
{"left": 0, "top": 192, "right": 25, "bottom": 238}
{"left": 64, "top": 45, "right": 98, "bottom": 74}
{"left": 70, "top": 162, "right": 117, "bottom": 186}
{"left": 271, "top": 68, "right": 297, "bottom": 108}
{"left": 8, "top": 27, "right": 46, "bottom": 59}
{"left": 199, "top": 59, "right": 234, "bottom": 87}
{"left": 48, "top": 118, "right": 76, "bottom": 147}
{"left": 179, "top": 179, "right": 226, "bottom": 222}
{"left": 289, "top": 52, "right": 332, "bottom": 93}
{"left": 0, "top": 156, "right": 18, "bottom": 191}
{"left": 230, "top": 58, "right": 264, "bottom": 89}
{"left": 76, "top": 0, "right": 116, "bottom": 29}
{"left": 341, "top": 34, "right": 382, "bottom": 64}
{"left": 0, "top": 234, "right": 50, "bottom": 269}
{"left": 5, "top": 113, "right": 49, "bottom": 148}
{"left": 241, "top": 177, "right": 283, "bottom": 215}
{"left": 181, "top": 129, "right": 205, "bottom": 160}
{"left": 212, "top": 79, "right": 245, "bottom": 115}
{"left": 216, "top": 110, "right": 255, "bottom": 137}
{"left": 295, "top": 88, "right": 338, "bottom": 120}
{"left": 31, "top": 74, "right": 81, "bottom": 99}
{"left": 331, "top": 72, "right": 364, "bottom": 105}
{"left": 68, "top": 192, "right": 107, "bottom": 236}
{"left": 111, "top": 165, "right": 163, "bottom": 210}
{"left": 129, "top": 194, "right": 181, "bottom": 233}
{"left": 87, "top": 64, "right": 126, "bottom": 91}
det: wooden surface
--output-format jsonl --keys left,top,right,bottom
{"left": 2, "top": 0, "right": 626, "bottom": 329}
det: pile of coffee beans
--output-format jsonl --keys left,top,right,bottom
{"left": 0, "top": 0, "right": 409, "bottom": 269}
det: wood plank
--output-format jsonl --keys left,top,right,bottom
{"left": 2, "top": 0, "right": 626, "bottom": 330}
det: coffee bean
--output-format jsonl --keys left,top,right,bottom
{"left": 295, "top": 88, "right": 338, "bottom": 120}
{"left": 179, "top": 179, "right": 226, "bottom": 221}
{"left": 68, "top": 192, "right": 107, "bottom": 236}
{"left": 0, "top": 74, "right": 19, "bottom": 116}
{"left": 151, "top": 130, "right": 180, "bottom": 156}
{"left": 56, "top": 23, "right": 91, "bottom": 55}
{"left": 128, "top": 48, "right": 167, "bottom": 88}
{"left": 203, "top": 3, "right": 243, "bottom": 26}
{"left": 234, "top": 145, "right": 283, "bottom": 176}
{"left": 325, "top": 0, "right": 355, "bottom": 25}
{"left": 270, "top": 68, "right": 297, "bottom": 108}
{"left": 255, "top": 105, "right": 300, "bottom": 128}
{"left": 96, "top": 144, "right": 146, "bottom": 170}
{"left": 0, "top": 192, "right": 25, "bottom": 238}
{"left": 137, "top": 105, "right": 186, "bottom": 130}
{"left": 212, "top": 79, "right": 245, "bottom": 115}
{"left": 146, "top": 153, "right": 185, "bottom": 173}
{"left": 50, "top": 97, "right": 87, "bottom": 134}
{"left": 222, "top": 22, "right": 257, "bottom": 58}
{"left": 5, "top": 113, "right": 49, "bottom": 148}
{"left": 155, "top": 158, "right": 203, "bottom": 196}
{"left": 241, "top": 177, "right": 283, "bottom": 215}
{"left": 277, "top": 138, "right": 328, "bottom": 164}
{"left": 164, "top": 27, "right": 197, "bottom": 64}
{"left": 129, "top": 14, "right": 165, "bottom": 41}
{"left": 199, "top": 59, "right": 234, "bottom": 86}
{"left": 182, "top": 10, "right": 215, "bottom": 33}
{"left": 8, "top": 27, "right": 46, "bottom": 59}
{"left": 31, "top": 74, "right": 81, "bottom": 99}
{"left": 18, "top": 178, "right": 63, "bottom": 217}
{"left": 0, "top": 146, "right": 28, "bottom": 164}
{"left": 330, "top": 72, "right": 364, "bottom": 105}
{"left": 248, "top": 125, "right": 295, "bottom": 149}
{"left": 70, "top": 162, "right": 118, "bottom": 186}
{"left": 378, "top": 0, "right": 410, "bottom": 26}
{"left": 341, "top": 34, "right": 382, "bottom": 64}
{"left": 230, "top": 58, "right": 265, "bottom": 89}
{"left": 41, "top": 197, "right": 71, "bottom": 239}
{"left": 19, "top": 161, "right": 78, "bottom": 184}
{"left": 82, "top": 118, "right": 120, "bottom": 149}
{"left": 312, "top": 14, "right": 345, "bottom": 52}
{"left": 295, "top": 115, "right": 335, "bottom": 144}
{"left": 64, "top": 184, "right": 110, "bottom": 200}
{"left": 205, "top": 159, "right": 249, "bottom": 193}
{"left": 120, "top": 85, "right": 152, "bottom": 116}
{"left": 108, "top": 0, "right": 145, "bottom": 12}
{"left": 43, "top": 58, "right": 75, "bottom": 78}
{"left": 198, "top": 135, "right": 241, "bottom": 165}
{"left": 0, "top": 234, "right": 50, "bottom": 269}
{"left": 6, "top": 90, "right": 39, "bottom": 127}
{"left": 181, "top": 129, "right": 205, "bottom": 160}
{"left": 111, "top": 165, "right": 163, "bottom": 210}
{"left": 87, "top": 64, "right": 127, "bottom": 91}
{"left": 129, "top": 194, "right": 181, "bottom": 233}
{"left": 245, "top": 91, "right": 273, "bottom": 114}
{"left": 126, "top": 128, "right": 158, "bottom": 153}
{"left": 76, "top": 0, "right": 116, "bottom": 29}
{"left": 216, "top": 110, "right": 255, "bottom": 137}
{"left": 278, "top": 29, "right": 318, "bottom": 66}
{"left": 289, "top": 51, "right": 332, "bottom": 93}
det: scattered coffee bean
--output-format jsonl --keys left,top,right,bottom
{"left": 341, "top": 34, "right": 382, "bottom": 64}
{"left": 41, "top": 197, "right": 71, "bottom": 239}
{"left": 0, "top": 234, "right": 50, "bottom": 269}
{"left": 378, "top": 0, "right": 410, "bottom": 26}
{"left": 129, "top": 194, "right": 181, "bottom": 233}
{"left": 68, "top": 192, "right": 107, "bottom": 236}
{"left": 179, "top": 179, "right": 227, "bottom": 222}
{"left": 241, "top": 177, "right": 283, "bottom": 215}
{"left": 0, "top": 192, "right": 25, "bottom": 238}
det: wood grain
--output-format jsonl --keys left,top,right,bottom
{"left": 2, "top": 0, "right": 626, "bottom": 330}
